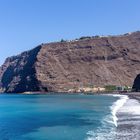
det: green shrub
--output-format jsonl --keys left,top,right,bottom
{"left": 105, "top": 85, "right": 116, "bottom": 91}
{"left": 60, "top": 39, "right": 66, "bottom": 42}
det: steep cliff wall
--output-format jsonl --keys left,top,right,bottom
{"left": 0, "top": 31, "right": 140, "bottom": 93}
{"left": 132, "top": 74, "right": 140, "bottom": 92}
{"left": 0, "top": 46, "right": 41, "bottom": 93}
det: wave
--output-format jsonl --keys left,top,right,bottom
{"left": 117, "top": 98, "right": 140, "bottom": 115}
{"left": 85, "top": 94, "right": 129, "bottom": 140}
{"left": 111, "top": 94, "right": 129, "bottom": 127}
{"left": 86, "top": 94, "right": 140, "bottom": 140}
{"left": 115, "top": 96, "right": 140, "bottom": 140}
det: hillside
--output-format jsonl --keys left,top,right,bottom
{"left": 0, "top": 31, "right": 140, "bottom": 93}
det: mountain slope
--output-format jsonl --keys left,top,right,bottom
{"left": 1, "top": 31, "right": 140, "bottom": 93}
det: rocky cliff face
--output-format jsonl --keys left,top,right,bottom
{"left": 132, "top": 74, "right": 140, "bottom": 92}
{"left": 0, "top": 46, "right": 41, "bottom": 93}
{"left": 1, "top": 31, "right": 140, "bottom": 93}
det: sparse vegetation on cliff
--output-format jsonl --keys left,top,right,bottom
{"left": 0, "top": 31, "right": 140, "bottom": 93}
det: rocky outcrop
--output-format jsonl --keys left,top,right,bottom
{"left": 0, "top": 46, "right": 41, "bottom": 93}
{"left": 1, "top": 31, "right": 140, "bottom": 93}
{"left": 132, "top": 74, "right": 140, "bottom": 92}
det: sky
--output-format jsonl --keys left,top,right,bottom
{"left": 0, "top": 0, "right": 140, "bottom": 65}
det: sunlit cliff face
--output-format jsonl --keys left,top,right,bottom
{"left": 0, "top": 31, "right": 140, "bottom": 93}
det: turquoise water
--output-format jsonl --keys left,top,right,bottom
{"left": 0, "top": 94, "right": 118, "bottom": 140}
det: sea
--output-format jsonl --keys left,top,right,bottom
{"left": 0, "top": 94, "right": 140, "bottom": 140}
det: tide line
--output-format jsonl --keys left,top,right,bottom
{"left": 111, "top": 95, "right": 129, "bottom": 127}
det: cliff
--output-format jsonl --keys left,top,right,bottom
{"left": 1, "top": 31, "right": 140, "bottom": 93}
{"left": 132, "top": 74, "right": 140, "bottom": 92}
{"left": 0, "top": 46, "right": 41, "bottom": 93}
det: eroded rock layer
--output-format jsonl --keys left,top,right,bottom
{"left": 1, "top": 31, "right": 140, "bottom": 93}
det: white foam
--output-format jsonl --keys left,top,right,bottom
{"left": 85, "top": 95, "right": 126, "bottom": 140}
{"left": 111, "top": 95, "right": 129, "bottom": 127}
{"left": 118, "top": 98, "right": 140, "bottom": 115}
{"left": 86, "top": 127, "right": 116, "bottom": 140}
{"left": 85, "top": 94, "right": 140, "bottom": 140}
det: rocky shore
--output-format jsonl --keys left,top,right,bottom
{"left": 124, "top": 92, "right": 140, "bottom": 103}
{"left": 116, "top": 92, "right": 140, "bottom": 140}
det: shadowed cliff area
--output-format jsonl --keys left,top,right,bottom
{"left": 0, "top": 46, "right": 42, "bottom": 93}
{"left": 132, "top": 74, "right": 140, "bottom": 92}
{"left": 0, "top": 31, "right": 140, "bottom": 93}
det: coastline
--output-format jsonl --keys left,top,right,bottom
{"left": 115, "top": 93, "right": 140, "bottom": 139}
{"left": 0, "top": 91, "right": 139, "bottom": 139}
{"left": 1, "top": 91, "right": 140, "bottom": 96}
{"left": 123, "top": 92, "right": 140, "bottom": 102}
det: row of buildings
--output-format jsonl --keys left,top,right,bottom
{"left": 68, "top": 85, "right": 132, "bottom": 93}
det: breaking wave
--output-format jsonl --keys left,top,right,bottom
{"left": 111, "top": 95, "right": 129, "bottom": 127}
{"left": 86, "top": 94, "right": 129, "bottom": 140}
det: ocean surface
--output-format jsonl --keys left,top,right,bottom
{"left": 0, "top": 94, "right": 140, "bottom": 140}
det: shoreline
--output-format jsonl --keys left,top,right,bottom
{"left": 1, "top": 91, "right": 140, "bottom": 102}
{"left": 121, "top": 92, "right": 140, "bottom": 103}
{"left": 0, "top": 91, "right": 139, "bottom": 139}
{"left": 1, "top": 91, "right": 140, "bottom": 95}
{"left": 115, "top": 93, "right": 140, "bottom": 139}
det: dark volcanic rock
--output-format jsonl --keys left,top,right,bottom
{"left": 1, "top": 31, "right": 140, "bottom": 93}
{"left": 132, "top": 74, "right": 140, "bottom": 92}
{"left": 0, "top": 46, "right": 41, "bottom": 93}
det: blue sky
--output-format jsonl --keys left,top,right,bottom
{"left": 0, "top": 0, "right": 140, "bottom": 65}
